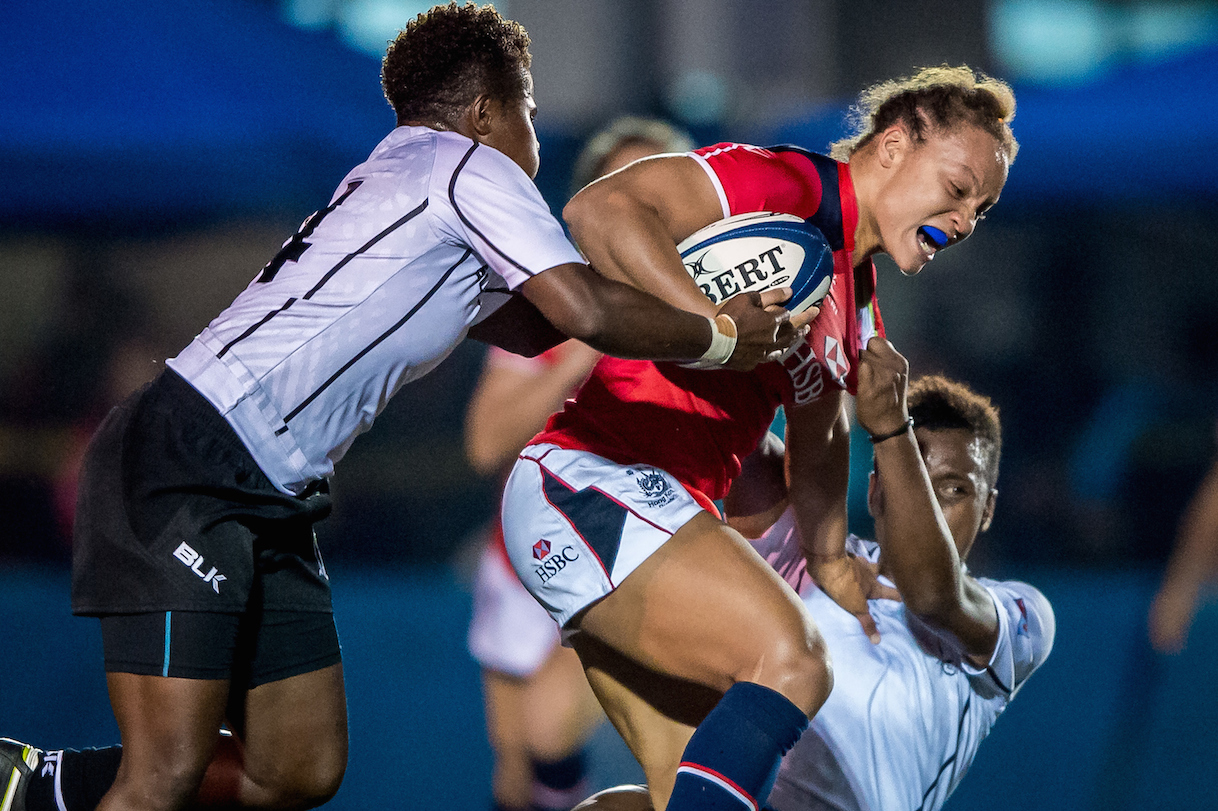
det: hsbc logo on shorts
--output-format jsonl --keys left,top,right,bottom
{"left": 172, "top": 542, "right": 227, "bottom": 594}
{"left": 534, "top": 542, "right": 580, "bottom": 584}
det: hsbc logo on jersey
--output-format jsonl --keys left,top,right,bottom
{"left": 685, "top": 245, "right": 791, "bottom": 305}
{"left": 822, "top": 336, "right": 848, "bottom": 387}
{"left": 534, "top": 543, "right": 580, "bottom": 584}
{"left": 172, "top": 542, "right": 227, "bottom": 594}
{"left": 782, "top": 341, "right": 826, "bottom": 405}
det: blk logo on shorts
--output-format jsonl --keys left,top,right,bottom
{"left": 173, "top": 542, "right": 227, "bottom": 594}
{"left": 534, "top": 545, "right": 580, "bottom": 584}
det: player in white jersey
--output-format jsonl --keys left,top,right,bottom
{"left": 0, "top": 7, "right": 808, "bottom": 811}
{"left": 570, "top": 348, "right": 1055, "bottom": 811}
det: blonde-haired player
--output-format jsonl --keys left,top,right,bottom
{"left": 503, "top": 64, "right": 1018, "bottom": 811}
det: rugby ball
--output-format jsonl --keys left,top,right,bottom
{"left": 677, "top": 211, "right": 834, "bottom": 315}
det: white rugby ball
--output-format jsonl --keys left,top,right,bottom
{"left": 677, "top": 211, "right": 834, "bottom": 315}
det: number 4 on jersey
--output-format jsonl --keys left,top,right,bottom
{"left": 257, "top": 180, "right": 364, "bottom": 283}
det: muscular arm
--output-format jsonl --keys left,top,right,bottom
{"left": 563, "top": 154, "right": 726, "bottom": 317}
{"left": 723, "top": 431, "right": 789, "bottom": 539}
{"left": 870, "top": 432, "right": 999, "bottom": 662}
{"left": 784, "top": 391, "right": 850, "bottom": 563}
{"left": 857, "top": 338, "right": 998, "bottom": 663}
{"left": 519, "top": 262, "right": 715, "bottom": 361}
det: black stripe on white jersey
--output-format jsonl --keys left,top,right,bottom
{"left": 985, "top": 664, "right": 1013, "bottom": 697}
{"left": 282, "top": 248, "right": 475, "bottom": 424}
{"left": 217, "top": 198, "right": 430, "bottom": 359}
{"left": 914, "top": 694, "right": 972, "bottom": 811}
{"left": 449, "top": 143, "right": 536, "bottom": 278}
{"left": 218, "top": 298, "right": 297, "bottom": 359}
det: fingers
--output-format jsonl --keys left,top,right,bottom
{"left": 788, "top": 305, "right": 820, "bottom": 330}
{"left": 756, "top": 286, "right": 794, "bottom": 308}
{"left": 854, "top": 611, "right": 881, "bottom": 645}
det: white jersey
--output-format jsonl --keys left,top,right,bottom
{"left": 752, "top": 510, "right": 1055, "bottom": 811}
{"left": 168, "top": 126, "right": 583, "bottom": 494}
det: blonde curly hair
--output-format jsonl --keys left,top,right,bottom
{"left": 830, "top": 65, "right": 1018, "bottom": 165}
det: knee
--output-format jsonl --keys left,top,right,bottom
{"left": 112, "top": 751, "right": 213, "bottom": 811}
{"left": 246, "top": 746, "right": 346, "bottom": 810}
{"left": 746, "top": 623, "right": 833, "bottom": 716}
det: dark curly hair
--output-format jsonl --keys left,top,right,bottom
{"left": 830, "top": 65, "right": 1018, "bottom": 165}
{"left": 382, "top": 2, "right": 532, "bottom": 127}
{"left": 908, "top": 375, "right": 1003, "bottom": 488}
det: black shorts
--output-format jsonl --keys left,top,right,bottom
{"left": 72, "top": 370, "right": 340, "bottom": 677}
{"left": 100, "top": 609, "right": 341, "bottom": 688}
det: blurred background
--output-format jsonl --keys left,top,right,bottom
{"left": 4, "top": 0, "right": 1218, "bottom": 808}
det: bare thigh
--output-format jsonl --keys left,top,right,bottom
{"left": 574, "top": 511, "right": 830, "bottom": 709}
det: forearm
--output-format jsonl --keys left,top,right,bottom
{"left": 870, "top": 432, "right": 964, "bottom": 613}
{"left": 566, "top": 190, "right": 716, "bottom": 317}
{"left": 523, "top": 265, "right": 714, "bottom": 362}
{"left": 1161, "top": 462, "right": 1218, "bottom": 591}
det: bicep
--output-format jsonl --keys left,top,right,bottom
{"left": 567, "top": 154, "right": 725, "bottom": 246}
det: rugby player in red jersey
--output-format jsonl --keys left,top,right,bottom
{"left": 465, "top": 117, "right": 695, "bottom": 811}
{"left": 500, "top": 65, "right": 1018, "bottom": 811}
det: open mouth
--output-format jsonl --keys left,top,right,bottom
{"left": 916, "top": 225, "right": 948, "bottom": 261}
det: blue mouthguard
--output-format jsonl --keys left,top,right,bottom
{"left": 919, "top": 225, "right": 948, "bottom": 249}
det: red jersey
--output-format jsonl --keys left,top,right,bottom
{"left": 535, "top": 144, "right": 884, "bottom": 504}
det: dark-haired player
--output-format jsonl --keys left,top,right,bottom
{"left": 571, "top": 353, "right": 1055, "bottom": 811}
{"left": 0, "top": 4, "right": 804, "bottom": 811}
{"left": 502, "top": 65, "right": 1017, "bottom": 811}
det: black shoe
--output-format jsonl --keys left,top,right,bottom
{"left": 0, "top": 739, "right": 41, "bottom": 811}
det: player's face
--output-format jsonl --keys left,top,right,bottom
{"left": 915, "top": 427, "right": 996, "bottom": 560}
{"left": 873, "top": 123, "right": 1008, "bottom": 276}
{"left": 483, "top": 71, "right": 540, "bottom": 179}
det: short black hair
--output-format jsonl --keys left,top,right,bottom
{"left": 382, "top": 2, "right": 531, "bottom": 128}
{"left": 908, "top": 375, "right": 1003, "bottom": 487}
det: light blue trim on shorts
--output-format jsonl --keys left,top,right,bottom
{"left": 163, "top": 611, "right": 172, "bottom": 677}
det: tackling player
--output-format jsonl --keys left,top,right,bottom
{"left": 570, "top": 359, "right": 1056, "bottom": 811}
{"left": 501, "top": 66, "right": 1017, "bottom": 811}
{"left": 0, "top": 6, "right": 802, "bottom": 811}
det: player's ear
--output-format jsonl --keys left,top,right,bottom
{"left": 979, "top": 487, "right": 997, "bottom": 533}
{"left": 876, "top": 123, "right": 909, "bottom": 169}
{"left": 466, "top": 93, "right": 498, "bottom": 139}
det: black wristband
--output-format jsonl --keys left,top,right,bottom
{"left": 869, "top": 417, "right": 914, "bottom": 444}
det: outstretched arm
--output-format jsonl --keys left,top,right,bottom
{"left": 1149, "top": 443, "right": 1218, "bottom": 653}
{"left": 856, "top": 337, "right": 998, "bottom": 663}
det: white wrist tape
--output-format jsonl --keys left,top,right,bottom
{"left": 681, "top": 313, "right": 738, "bottom": 369}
